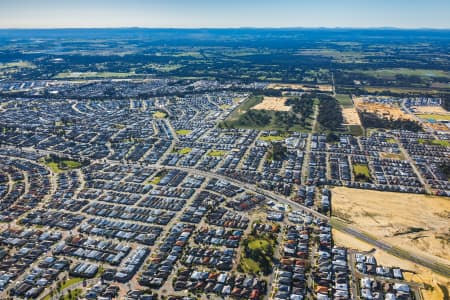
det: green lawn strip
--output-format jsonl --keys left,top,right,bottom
{"left": 418, "top": 139, "right": 450, "bottom": 147}
{"left": 416, "top": 114, "right": 450, "bottom": 121}
{"left": 178, "top": 147, "right": 192, "bottom": 155}
{"left": 207, "top": 150, "right": 227, "bottom": 157}
{"left": 176, "top": 129, "right": 192, "bottom": 135}
{"left": 353, "top": 164, "right": 371, "bottom": 182}
{"left": 153, "top": 111, "right": 167, "bottom": 119}
{"left": 60, "top": 277, "right": 84, "bottom": 290}
{"left": 259, "top": 135, "right": 286, "bottom": 142}
{"left": 335, "top": 94, "right": 354, "bottom": 108}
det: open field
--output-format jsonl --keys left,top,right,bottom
{"left": 146, "top": 63, "right": 183, "bottom": 72}
{"left": 355, "top": 68, "right": 450, "bottom": 79}
{"left": 342, "top": 107, "right": 361, "bottom": 126}
{"left": 42, "top": 158, "right": 83, "bottom": 173}
{"left": 333, "top": 229, "right": 449, "bottom": 300}
{"left": 417, "top": 114, "right": 450, "bottom": 121}
{"left": 259, "top": 135, "right": 286, "bottom": 142}
{"left": 335, "top": 94, "right": 354, "bottom": 108}
{"left": 251, "top": 97, "right": 292, "bottom": 112}
{"left": 267, "top": 83, "right": 332, "bottom": 92}
{"left": 363, "top": 86, "right": 445, "bottom": 94}
{"left": 418, "top": 139, "right": 450, "bottom": 147}
{"left": 54, "top": 71, "right": 136, "bottom": 78}
{"left": 331, "top": 187, "right": 450, "bottom": 265}
{"left": 226, "top": 96, "right": 263, "bottom": 121}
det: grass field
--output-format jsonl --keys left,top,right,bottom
{"left": 416, "top": 114, "right": 450, "bottom": 121}
{"left": 386, "top": 138, "right": 397, "bottom": 144}
{"left": 418, "top": 139, "right": 450, "bottom": 147}
{"left": 335, "top": 94, "right": 354, "bottom": 108}
{"left": 347, "top": 125, "right": 364, "bottom": 136}
{"left": 240, "top": 236, "right": 275, "bottom": 274}
{"left": 43, "top": 159, "right": 82, "bottom": 173}
{"left": 153, "top": 111, "right": 167, "bottom": 119}
{"left": 363, "top": 86, "right": 443, "bottom": 94}
{"left": 222, "top": 95, "right": 312, "bottom": 132}
{"left": 226, "top": 96, "right": 263, "bottom": 121}
{"left": 240, "top": 257, "right": 261, "bottom": 273}
{"left": 353, "top": 164, "right": 371, "bottom": 181}
{"left": 207, "top": 150, "right": 227, "bottom": 156}
{"left": 146, "top": 63, "right": 182, "bottom": 72}
{"left": 259, "top": 135, "right": 286, "bottom": 142}
{"left": 178, "top": 147, "right": 192, "bottom": 155}
{"left": 60, "top": 277, "right": 84, "bottom": 290}
{"left": 176, "top": 129, "right": 192, "bottom": 135}
{"left": 149, "top": 176, "right": 161, "bottom": 185}
{"left": 248, "top": 238, "right": 271, "bottom": 251}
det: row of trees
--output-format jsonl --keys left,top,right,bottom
{"left": 317, "top": 94, "right": 343, "bottom": 131}
{"left": 359, "top": 112, "right": 422, "bottom": 132}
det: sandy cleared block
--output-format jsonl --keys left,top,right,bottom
{"left": 251, "top": 97, "right": 292, "bottom": 112}
{"left": 332, "top": 187, "right": 450, "bottom": 263}
{"left": 333, "top": 229, "right": 449, "bottom": 300}
{"left": 342, "top": 107, "right": 361, "bottom": 125}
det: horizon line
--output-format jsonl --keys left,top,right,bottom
{"left": 1, "top": 26, "right": 450, "bottom": 30}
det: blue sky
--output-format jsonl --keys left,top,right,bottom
{"left": 1, "top": 0, "right": 449, "bottom": 29}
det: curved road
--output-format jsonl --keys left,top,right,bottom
{"left": 3, "top": 145, "right": 450, "bottom": 278}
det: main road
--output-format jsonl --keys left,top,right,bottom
{"left": 3, "top": 145, "right": 450, "bottom": 277}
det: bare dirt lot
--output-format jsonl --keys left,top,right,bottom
{"left": 251, "top": 96, "right": 292, "bottom": 112}
{"left": 331, "top": 187, "right": 450, "bottom": 264}
{"left": 353, "top": 97, "right": 413, "bottom": 121}
{"left": 333, "top": 229, "right": 449, "bottom": 300}
{"left": 267, "top": 83, "right": 333, "bottom": 92}
{"left": 342, "top": 107, "right": 362, "bottom": 125}
{"left": 425, "top": 122, "right": 450, "bottom": 132}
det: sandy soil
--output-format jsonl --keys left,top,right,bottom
{"left": 412, "top": 106, "right": 448, "bottom": 114}
{"left": 267, "top": 83, "right": 333, "bottom": 92}
{"left": 425, "top": 122, "right": 450, "bottom": 132}
{"left": 331, "top": 187, "right": 450, "bottom": 264}
{"left": 251, "top": 97, "right": 292, "bottom": 112}
{"left": 353, "top": 97, "right": 413, "bottom": 121}
{"left": 333, "top": 229, "right": 449, "bottom": 300}
{"left": 342, "top": 107, "right": 362, "bottom": 125}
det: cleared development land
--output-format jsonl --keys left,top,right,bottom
{"left": 331, "top": 187, "right": 450, "bottom": 265}
{"left": 268, "top": 83, "right": 333, "bottom": 92}
{"left": 333, "top": 229, "right": 450, "bottom": 300}
{"left": 251, "top": 96, "right": 292, "bottom": 112}
{"left": 353, "top": 97, "right": 413, "bottom": 121}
